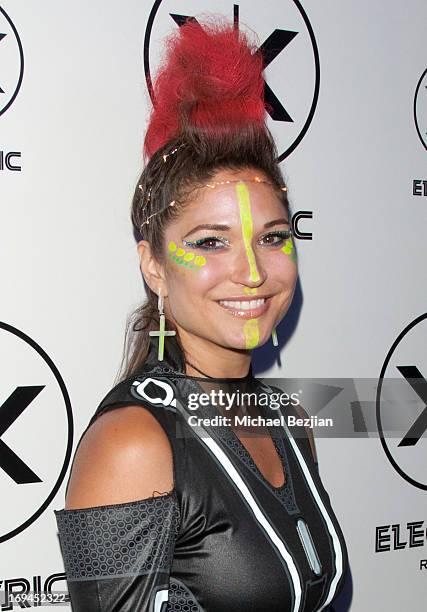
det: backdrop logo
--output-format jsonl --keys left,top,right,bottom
{"left": 0, "top": 7, "right": 24, "bottom": 117}
{"left": 144, "top": 0, "right": 320, "bottom": 161}
{"left": 0, "top": 149, "right": 21, "bottom": 171}
{"left": 0, "top": 323, "right": 73, "bottom": 543}
{"left": 414, "top": 68, "right": 427, "bottom": 152}
{"left": 376, "top": 313, "right": 427, "bottom": 490}
{"left": 292, "top": 210, "right": 312, "bottom": 240}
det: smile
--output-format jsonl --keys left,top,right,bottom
{"left": 217, "top": 297, "right": 270, "bottom": 318}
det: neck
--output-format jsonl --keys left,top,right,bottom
{"left": 178, "top": 328, "right": 252, "bottom": 379}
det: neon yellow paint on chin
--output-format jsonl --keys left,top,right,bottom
{"left": 243, "top": 318, "right": 260, "bottom": 349}
{"left": 236, "top": 182, "right": 260, "bottom": 282}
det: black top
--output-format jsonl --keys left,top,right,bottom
{"left": 54, "top": 337, "right": 349, "bottom": 611}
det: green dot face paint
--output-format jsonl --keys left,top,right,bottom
{"left": 281, "top": 236, "right": 297, "bottom": 263}
{"left": 168, "top": 241, "right": 206, "bottom": 270}
{"left": 236, "top": 181, "right": 261, "bottom": 350}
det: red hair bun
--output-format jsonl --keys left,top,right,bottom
{"left": 144, "top": 19, "right": 266, "bottom": 159}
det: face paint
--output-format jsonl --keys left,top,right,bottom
{"left": 236, "top": 182, "right": 261, "bottom": 282}
{"left": 168, "top": 241, "right": 206, "bottom": 270}
{"left": 281, "top": 236, "right": 297, "bottom": 263}
{"left": 236, "top": 181, "right": 261, "bottom": 349}
{"left": 244, "top": 287, "right": 258, "bottom": 295}
{"left": 243, "top": 318, "right": 260, "bottom": 349}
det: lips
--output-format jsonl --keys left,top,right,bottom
{"left": 217, "top": 297, "right": 271, "bottom": 318}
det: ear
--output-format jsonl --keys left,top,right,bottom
{"left": 136, "top": 240, "right": 167, "bottom": 296}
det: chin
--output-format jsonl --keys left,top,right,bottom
{"left": 225, "top": 331, "right": 271, "bottom": 352}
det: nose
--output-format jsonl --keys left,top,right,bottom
{"left": 229, "top": 240, "right": 267, "bottom": 287}
{"left": 230, "top": 181, "right": 267, "bottom": 288}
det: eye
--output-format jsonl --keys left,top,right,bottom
{"left": 182, "top": 236, "right": 230, "bottom": 250}
{"left": 259, "top": 229, "right": 292, "bottom": 247}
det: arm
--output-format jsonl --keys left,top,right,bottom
{"left": 54, "top": 406, "right": 179, "bottom": 612}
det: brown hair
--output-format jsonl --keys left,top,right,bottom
{"left": 116, "top": 124, "right": 290, "bottom": 382}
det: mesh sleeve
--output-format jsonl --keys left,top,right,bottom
{"left": 54, "top": 491, "right": 180, "bottom": 612}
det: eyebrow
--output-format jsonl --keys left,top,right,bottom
{"left": 182, "top": 218, "right": 290, "bottom": 239}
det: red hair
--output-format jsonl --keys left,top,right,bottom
{"left": 144, "top": 19, "right": 266, "bottom": 159}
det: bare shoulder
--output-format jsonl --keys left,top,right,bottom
{"left": 65, "top": 405, "right": 174, "bottom": 509}
{"left": 292, "top": 403, "right": 318, "bottom": 465}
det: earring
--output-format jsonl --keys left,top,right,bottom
{"left": 149, "top": 288, "right": 176, "bottom": 361}
{"left": 271, "top": 327, "right": 278, "bottom": 347}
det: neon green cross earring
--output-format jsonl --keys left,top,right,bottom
{"left": 149, "top": 289, "right": 176, "bottom": 361}
{"left": 271, "top": 327, "right": 279, "bottom": 347}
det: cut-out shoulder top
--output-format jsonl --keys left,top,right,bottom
{"left": 54, "top": 339, "right": 349, "bottom": 611}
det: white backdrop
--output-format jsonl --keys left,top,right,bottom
{"left": 1, "top": 1, "right": 426, "bottom": 610}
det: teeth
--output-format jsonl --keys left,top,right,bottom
{"left": 219, "top": 299, "right": 266, "bottom": 310}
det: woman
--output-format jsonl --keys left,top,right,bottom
{"left": 54, "top": 18, "right": 349, "bottom": 611}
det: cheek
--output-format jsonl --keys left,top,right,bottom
{"left": 166, "top": 242, "right": 223, "bottom": 291}
{"left": 262, "top": 242, "right": 298, "bottom": 283}
{"left": 280, "top": 236, "right": 298, "bottom": 264}
{"left": 167, "top": 241, "right": 207, "bottom": 271}
{"left": 258, "top": 248, "right": 298, "bottom": 316}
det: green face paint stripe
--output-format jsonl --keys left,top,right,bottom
{"left": 236, "top": 182, "right": 260, "bottom": 282}
{"left": 243, "top": 318, "right": 260, "bottom": 349}
{"left": 168, "top": 252, "right": 204, "bottom": 270}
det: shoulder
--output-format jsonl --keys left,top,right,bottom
{"left": 65, "top": 405, "right": 174, "bottom": 509}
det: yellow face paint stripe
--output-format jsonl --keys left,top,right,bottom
{"left": 243, "top": 318, "right": 260, "bottom": 349}
{"left": 236, "top": 182, "right": 260, "bottom": 283}
{"left": 235, "top": 182, "right": 261, "bottom": 349}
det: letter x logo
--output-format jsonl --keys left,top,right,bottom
{"left": 0, "top": 386, "right": 44, "bottom": 483}
{"left": 397, "top": 366, "right": 427, "bottom": 447}
{"left": 0, "top": 32, "right": 6, "bottom": 93}
{"left": 168, "top": 7, "right": 297, "bottom": 123}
